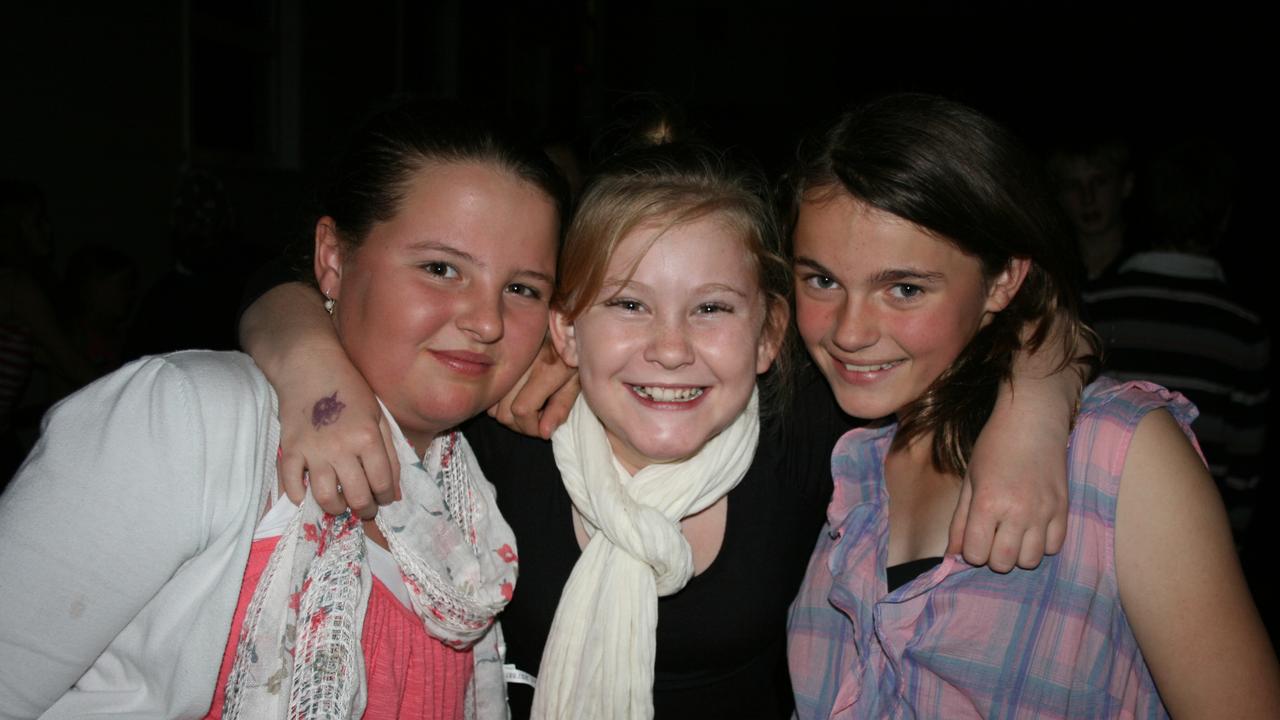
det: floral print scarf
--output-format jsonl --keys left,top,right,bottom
{"left": 223, "top": 401, "right": 518, "bottom": 719}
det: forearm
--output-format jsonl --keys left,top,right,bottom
{"left": 239, "top": 281, "right": 396, "bottom": 513}
{"left": 960, "top": 313, "right": 1086, "bottom": 569}
{"left": 999, "top": 311, "right": 1087, "bottom": 423}
{"left": 239, "top": 282, "right": 341, "bottom": 383}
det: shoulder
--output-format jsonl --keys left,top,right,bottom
{"left": 1067, "top": 378, "right": 1202, "bottom": 503}
{"left": 826, "top": 422, "right": 894, "bottom": 524}
{"left": 32, "top": 351, "right": 278, "bottom": 497}
{"left": 145, "top": 349, "right": 272, "bottom": 396}
{"left": 461, "top": 413, "right": 558, "bottom": 492}
{"left": 42, "top": 351, "right": 269, "bottom": 437}
{"left": 65, "top": 350, "right": 268, "bottom": 397}
{"left": 773, "top": 365, "right": 861, "bottom": 501}
{"left": 1076, "top": 377, "right": 1199, "bottom": 444}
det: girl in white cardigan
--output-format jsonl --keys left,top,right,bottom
{"left": 0, "top": 102, "right": 567, "bottom": 720}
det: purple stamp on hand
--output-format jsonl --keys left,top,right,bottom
{"left": 312, "top": 391, "right": 346, "bottom": 430}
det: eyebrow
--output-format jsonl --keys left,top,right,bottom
{"left": 794, "top": 257, "right": 943, "bottom": 284}
{"left": 793, "top": 257, "right": 835, "bottom": 276}
{"left": 407, "top": 240, "right": 483, "bottom": 267}
{"left": 409, "top": 239, "right": 554, "bottom": 286}
{"left": 870, "top": 267, "right": 945, "bottom": 284}
{"left": 698, "top": 283, "right": 749, "bottom": 298}
{"left": 516, "top": 268, "right": 556, "bottom": 287}
{"left": 600, "top": 279, "right": 748, "bottom": 297}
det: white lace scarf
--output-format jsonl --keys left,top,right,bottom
{"left": 223, "top": 401, "right": 518, "bottom": 719}
{"left": 531, "top": 388, "right": 760, "bottom": 719}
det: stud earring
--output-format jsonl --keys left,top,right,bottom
{"left": 323, "top": 293, "right": 336, "bottom": 315}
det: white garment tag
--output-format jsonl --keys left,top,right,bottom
{"left": 503, "top": 664, "right": 537, "bottom": 687}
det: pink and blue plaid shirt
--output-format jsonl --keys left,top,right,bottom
{"left": 787, "top": 379, "right": 1195, "bottom": 719}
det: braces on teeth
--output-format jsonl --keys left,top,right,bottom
{"left": 631, "top": 386, "right": 705, "bottom": 402}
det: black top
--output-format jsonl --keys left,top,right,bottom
{"left": 463, "top": 369, "right": 855, "bottom": 719}
{"left": 885, "top": 556, "right": 944, "bottom": 592}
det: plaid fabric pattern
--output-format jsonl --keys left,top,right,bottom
{"left": 787, "top": 379, "right": 1196, "bottom": 719}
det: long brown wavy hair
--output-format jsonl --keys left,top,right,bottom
{"left": 789, "top": 93, "right": 1099, "bottom": 475}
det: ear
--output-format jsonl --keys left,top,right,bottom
{"left": 983, "top": 257, "right": 1031, "bottom": 315}
{"left": 314, "top": 217, "right": 345, "bottom": 299}
{"left": 756, "top": 299, "right": 790, "bottom": 374}
{"left": 548, "top": 308, "right": 580, "bottom": 369}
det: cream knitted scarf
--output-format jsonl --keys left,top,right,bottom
{"left": 531, "top": 388, "right": 760, "bottom": 719}
{"left": 223, "top": 401, "right": 518, "bottom": 719}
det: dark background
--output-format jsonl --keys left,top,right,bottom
{"left": 3, "top": 1, "right": 1274, "bottom": 627}
{"left": 2, "top": 2, "right": 1269, "bottom": 283}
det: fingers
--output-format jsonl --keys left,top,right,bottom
{"left": 960, "top": 495, "right": 1053, "bottom": 572}
{"left": 946, "top": 479, "right": 973, "bottom": 556}
{"left": 492, "top": 340, "right": 579, "bottom": 438}
{"left": 376, "top": 414, "right": 402, "bottom": 503}
{"left": 279, "top": 448, "right": 308, "bottom": 504}
{"left": 507, "top": 351, "right": 555, "bottom": 436}
{"left": 958, "top": 494, "right": 1054, "bottom": 572}
{"left": 985, "top": 522, "right": 1025, "bottom": 574}
{"left": 1045, "top": 514, "right": 1067, "bottom": 556}
{"left": 1016, "top": 527, "right": 1047, "bottom": 571}
{"left": 960, "top": 507, "right": 995, "bottom": 569}
{"left": 344, "top": 420, "right": 396, "bottom": 510}
{"left": 538, "top": 373, "right": 579, "bottom": 439}
{"left": 308, "top": 463, "right": 347, "bottom": 515}
{"left": 333, "top": 456, "right": 376, "bottom": 520}
{"left": 489, "top": 362, "right": 534, "bottom": 431}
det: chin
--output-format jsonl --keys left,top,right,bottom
{"left": 829, "top": 391, "right": 899, "bottom": 422}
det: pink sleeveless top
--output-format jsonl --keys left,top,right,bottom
{"left": 204, "top": 536, "right": 474, "bottom": 719}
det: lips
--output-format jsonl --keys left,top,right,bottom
{"left": 842, "top": 360, "right": 900, "bottom": 373}
{"left": 825, "top": 352, "right": 905, "bottom": 385}
{"left": 430, "top": 349, "right": 495, "bottom": 376}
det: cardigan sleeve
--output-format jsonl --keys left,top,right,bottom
{"left": 0, "top": 353, "right": 269, "bottom": 719}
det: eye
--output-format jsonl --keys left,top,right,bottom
{"left": 505, "top": 282, "right": 544, "bottom": 301}
{"left": 603, "top": 297, "right": 645, "bottom": 313}
{"left": 803, "top": 274, "right": 839, "bottom": 290}
{"left": 696, "top": 302, "right": 733, "bottom": 315}
{"left": 889, "top": 283, "right": 923, "bottom": 300}
{"left": 421, "top": 261, "right": 459, "bottom": 279}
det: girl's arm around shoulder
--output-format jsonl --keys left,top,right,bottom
{"left": 1116, "top": 408, "right": 1280, "bottom": 718}
{"left": 240, "top": 282, "right": 400, "bottom": 516}
{"left": 955, "top": 316, "right": 1083, "bottom": 572}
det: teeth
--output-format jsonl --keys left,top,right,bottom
{"left": 631, "top": 386, "right": 705, "bottom": 402}
{"left": 844, "top": 361, "right": 898, "bottom": 372}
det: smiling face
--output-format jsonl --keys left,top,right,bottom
{"left": 551, "top": 213, "right": 782, "bottom": 473}
{"left": 793, "top": 190, "right": 1026, "bottom": 421}
{"left": 316, "top": 161, "right": 559, "bottom": 448}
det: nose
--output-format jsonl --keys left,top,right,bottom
{"left": 457, "top": 288, "right": 504, "bottom": 344}
{"left": 643, "top": 315, "right": 695, "bottom": 369}
{"left": 830, "top": 295, "right": 878, "bottom": 353}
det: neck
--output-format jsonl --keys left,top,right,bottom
{"left": 887, "top": 429, "right": 948, "bottom": 477}
{"left": 884, "top": 429, "right": 963, "bottom": 565}
{"left": 1079, "top": 226, "right": 1126, "bottom": 278}
{"left": 394, "top": 418, "right": 445, "bottom": 462}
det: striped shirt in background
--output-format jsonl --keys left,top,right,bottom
{"left": 0, "top": 321, "right": 34, "bottom": 434}
{"left": 787, "top": 379, "right": 1193, "bottom": 719}
{"left": 1085, "top": 251, "right": 1269, "bottom": 539}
